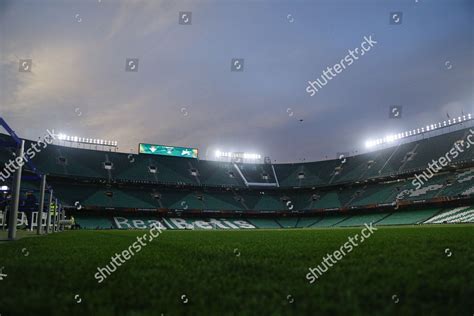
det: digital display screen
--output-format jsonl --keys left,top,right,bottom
{"left": 139, "top": 143, "right": 198, "bottom": 159}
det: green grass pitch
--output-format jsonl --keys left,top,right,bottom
{"left": 0, "top": 225, "right": 473, "bottom": 315}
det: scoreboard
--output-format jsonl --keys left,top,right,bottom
{"left": 139, "top": 143, "right": 198, "bottom": 159}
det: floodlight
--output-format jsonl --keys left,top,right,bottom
{"left": 243, "top": 153, "right": 260, "bottom": 159}
{"left": 53, "top": 133, "right": 117, "bottom": 147}
{"left": 365, "top": 113, "right": 472, "bottom": 149}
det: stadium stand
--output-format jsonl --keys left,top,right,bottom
{"left": 65, "top": 206, "right": 472, "bottom": 230}
{"left": 309, "top": 214, "right": 349, "bottom": 227}
{"left": 338, "top": 212, "right": 390, "bottom": 227}
{"left": 376, "top": 208, "right": 440, "bottom": 225}
{"left": 247, "top": 218, "right": 281, "bottom": 229}
{"left": 0, "top": 126, "right": 473, "bottom": 229}
{"left": 423, "top": 206, "right": 474, "bottom": 224}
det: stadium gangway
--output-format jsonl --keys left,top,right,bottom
{"left": 232, "top": 163, "right": 279, "bottom": 188}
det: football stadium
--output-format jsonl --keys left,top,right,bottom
{"left": 1, "top": 0, "right": 473, "bottom": 315}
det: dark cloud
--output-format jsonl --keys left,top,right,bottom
{"left": 0, "top": 0, "right": 473, "bottom": 162}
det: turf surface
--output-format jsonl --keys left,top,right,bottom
{"left": 0, "top": 225, "right": 473, "bottom": 315}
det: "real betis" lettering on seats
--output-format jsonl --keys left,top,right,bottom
{"left": 113, "top": 217, "right": 256, "bottom": 230}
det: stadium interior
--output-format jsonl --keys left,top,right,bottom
{"left": 1, "top": 121, "right": 473, "bottom": 231}
{"left": 1, "top": 2, "right": 473, "bottom": 315}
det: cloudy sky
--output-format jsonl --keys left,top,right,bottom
{"left": 0, "top": 0, "right": 472, "bottom": 162}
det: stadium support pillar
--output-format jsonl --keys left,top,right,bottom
{"left": 8, "top": 140, "right": 25, "bottom": 241}
{"left": 1, "top": 206, "right": 8, "bottom": 231}
{"left": 53, "top": 198, "right": 58, "bottom": 232}
{"left": 61, "top": 206, "right": 65, "bottom": 231}
{"left": 36, "top": 174, "right": 46, "bottom": 235}
{"left": 36, "top": 174, "right": 47, "bottom": 235}
{"left": 58, "top": 204, "right": 62, "bottom": 231}
{"left": 46, "top": 190, "right": 53, "bottom": 234}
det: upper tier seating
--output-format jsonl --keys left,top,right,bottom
{"left": 1, "top": 127, "right": 472, "bottom": 189}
